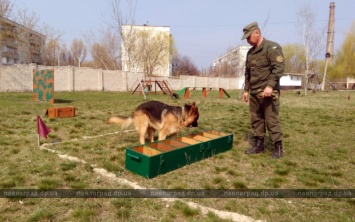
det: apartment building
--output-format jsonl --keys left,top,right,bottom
{"left": 0, "top": 16, "right": 45, "bottom": 66}
{"left": 213, "top": 46, "right": 251, "bottom": 88}
{"left": 213, "top": 46, "right": 251, "bottom": 76}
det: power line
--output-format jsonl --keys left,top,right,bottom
{"left": 170, "top": 18, "right": 355, "bottom": 28}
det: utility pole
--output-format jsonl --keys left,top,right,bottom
{"left": 322, "top": 2, "right": 335, "bottom": 90}
{"left": 326, "top": 2, "right": 335, "bottom": 64}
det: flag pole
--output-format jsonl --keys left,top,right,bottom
{"left": 37, "top": 115, "right": 40, "bottom": 147}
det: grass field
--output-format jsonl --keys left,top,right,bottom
{"left": 0, "top": 90, "right": 354, "bottom": 222}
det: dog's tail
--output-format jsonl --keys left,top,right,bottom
{"left": 107, "top": 116, "right": 133, "bottom": 128}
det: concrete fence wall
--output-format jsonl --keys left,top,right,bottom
{"left": 0, "top": 65, "right": 240, "bottom": 92}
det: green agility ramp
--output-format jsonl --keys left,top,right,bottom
{"left": 177, "top": 87, "right": 187, "bottom": 96}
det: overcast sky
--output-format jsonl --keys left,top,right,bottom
{"left": 14, "top": 0, "right": 355, "bottom": 69}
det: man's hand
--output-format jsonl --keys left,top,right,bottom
{"left": 263, "top": 86, "right": 273, "bottom": 97}
{"left": 242, "top": 91, "right": 249, "bottom": 103}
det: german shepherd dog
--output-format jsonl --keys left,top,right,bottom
{"left": 107, "top": 100, "right": 199, "bottom": 144}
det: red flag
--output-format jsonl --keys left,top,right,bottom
{"left": 37, "top": 115, "right": 51, "bottom": 139}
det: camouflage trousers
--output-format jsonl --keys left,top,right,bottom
{"left": 249, "top": 90, "right": 283, "bottom": 143}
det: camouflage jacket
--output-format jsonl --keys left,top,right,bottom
{"left": 244, "top": 38, "right": 285, "bottom": 94}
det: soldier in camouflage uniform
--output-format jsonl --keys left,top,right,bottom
{"left": 241, "top": 22, "right": 285, "bottom": 158}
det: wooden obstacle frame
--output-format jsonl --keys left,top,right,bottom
{"left": 131, "top": 79, "right": 173, "bottom": 96}
{"left": 131, "top": 79, "right": 230, "bottom": 99}
{"left": 182, "top": 87, "right": 231, "bottom": 99}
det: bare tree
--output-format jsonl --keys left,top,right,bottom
{"left": 58, "top": 43, "right": 69, "bottom": 66}
{"left": 16, "top": 5, "right": 39, "bottom": 31}
{"left": 172, "top": 55, "right": 199, "bottom": 76}
{"left": 41, "top": 25, "right": 63, "bottom": 66}
{"left": 91, "top": 43, "right": 110, "bottom": 69}
{"left": 297, "top": 3, "right": 326, "bottom": 94}
{"left": 283, "top": 43, "right": 306, "bottom": 73}
{"left": 179, "top": 56, "right": 198, "bottom": 76}
{"left": 87, "top": 27, "right": 121, "bottom": 70}
{"left": 70, "top": 39, "right": 87, "bottom": 67}
{"left": 91, "top": 42, "right": 119, "bottom": 70}
{"left": 132, "top": 28, "right": 172, "bottom": 76}
{"left": 15, "top": 5, "right": 42, "bottom": 64}
{"left": 0, "top": 0, "right": 14, "bottom": 17}
{"left": 109, "top": 0, "right": 136, "bottom": 71}
{"left": 212, "top": 62, "right": 235, "bottom": 77}
{"left": 44, "top": 38, "right": 59, "bottom": 66}
{"left": 0, "top": 0, "right": 15, "bottom": 66}
{"left": 111, "top": 0, "right": 176, "bottom": 77}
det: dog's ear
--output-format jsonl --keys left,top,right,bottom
{"left": 193, "top": 106, "right": 198, "bottom": 113}
{"left": 191, "top": 105, "right": 198, "bottom": 114}
{"left": 184, "top": 103, "right": 191, "bottom": 111}
{"left": 185, "top": 102, "right": 198, "bottom": 113}
{"left": 185, "top": 102, "right": 198, "bottom": 112}
{"left": 192, "top": 102, "right": 198, "bottom": 112}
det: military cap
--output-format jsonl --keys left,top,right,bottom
{"left": 241, "top": 22, "right": 259, "bottom": 40}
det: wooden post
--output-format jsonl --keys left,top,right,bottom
{"left": 219, "top": 88, "right": 231, "bottom": 98}
{"left": 202, "top": 88, "right": 207, "bottom": 98}
{"left": 218, "top": 88, "right": 223, "bottom": 98}
{"left": 184, "top": 88, "right": 190, "bottom": 98}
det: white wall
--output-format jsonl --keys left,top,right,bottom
{"left": 347, "top": 77, "right": 355, "bottom": 89}
{"left": 0, "top": 65, "right": 303, "bottom": 92}
{"left": 280, "top": 75, "right": 302, "bottom": 87}
{"left": 0, "top": 65, "right": 240, "bottom": 92}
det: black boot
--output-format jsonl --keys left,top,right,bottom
{"left": 245, "top": 137, "right": 265, "bottom": 154}
{"left": 272, "top": 141, "right": 283, "bottom": 159}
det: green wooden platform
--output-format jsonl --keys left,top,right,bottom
{"left": 125, "top": 130, "right": 233, "bottom": 178}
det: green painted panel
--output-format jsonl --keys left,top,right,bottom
{"left": 32, "top": 69, "right": 54, "bottom": 104}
